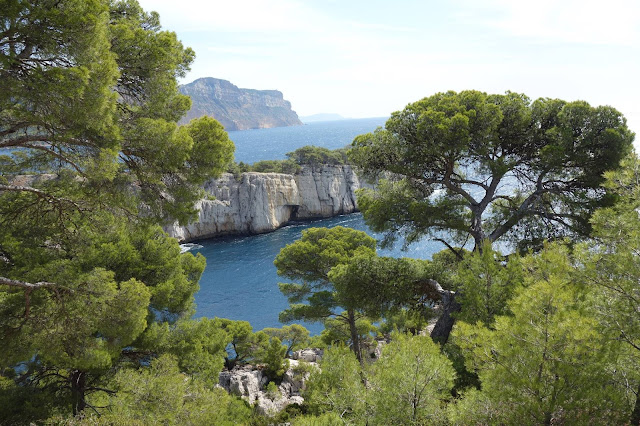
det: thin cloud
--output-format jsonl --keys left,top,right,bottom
{"left": 139, "top": 0, "right": 319, "bottom": 33}
{"left": 205, "top": 46, "right": 276, "bottom": 57}
{"left": 348, "top": 21, "right": 419, "bottom": 33}
{"left": 481, "top": 0, "right": 640, "bottom": 45}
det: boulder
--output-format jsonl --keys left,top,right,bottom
{"left": 218, "top": 365, "right": 268, "bottom": 405}
{"left": 218, "top": 359, "right": 318, "bottom": 417}
{"left": 291, "top": 348, "right": 324, "bottom": 363}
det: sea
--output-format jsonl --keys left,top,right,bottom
{"left": 190, "top": 118, "right": 445, "bottom": 334}
{"left": 0, "top": 118, "right": 448, "bottom": 333}
{"left": 227, "top": 117, "right": 387, "bottom": 163}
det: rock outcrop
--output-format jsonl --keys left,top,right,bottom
{"left": 165, "top": 165, "right": 371, "bottom": 242}
{"left": 294, "top": 166, "right": 361, "bottom": 220}
{"left": 218, "top": 359, "right": 315, "bottom": 416}
{"left": 179, "top": 77, "right": 302, "bottom": 131}
{"left": 290, "top": 348, "right": 324, "bottom": 363}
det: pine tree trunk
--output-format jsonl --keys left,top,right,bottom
{"left": 348, "top": 309, "right": 363, "bottom": 365}
{"left": 430, "top": 290, "right": 461, "bottom": 345}
{"left": 430, "top": 232, "right": 482, "bottom": 345}
{"left": 71, "top": 370, "right": 87, "bottom": 416}
{"left": 431, "top": 231, "right": 487, "bottom": 345}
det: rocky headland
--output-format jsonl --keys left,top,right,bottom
{"left": 165, "top": 165, "right": 371, "bottom": 242}
{"left": 179, "top": 77, "right": 302, "bottom": 131}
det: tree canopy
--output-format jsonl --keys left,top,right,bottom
{"left": 350, "top": 90, "right": 634, "bottom": 253}
{"left": 575, "top": 154, "right": 640, "bottom": 422}
{"left": 303, "top": 334, "right": 455, "bottom": 424}
{"left": 452, "top": 244, "right": 629, "bottom": 424}
{"left": 286, "top": 145, "right": 349, "bottom": 167}
{"left": 274, "top": 226, "right": 376, "bottom": 363}
{"left": 349, "top": 90, "right": 635, "bottom": 344}
{"left": 3, "top": 3, "right": 640, "bottom": 422}
{"left": 0, "top": 0, "right": 235, "bottom": 419}
{"left": 0, "top": 0, "right": 234, "bottom": 225}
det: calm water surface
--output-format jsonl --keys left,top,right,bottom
{"left": 228, "top": 117, "right": 386, "bottom": 164}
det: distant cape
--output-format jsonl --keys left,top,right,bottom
{"left": 179, "top": 77, "right": 302, "bottom": 131}
{"left": 300, "top": 113, "right": 346, "bottom": 123}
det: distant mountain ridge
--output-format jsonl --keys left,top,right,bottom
{"left": 300, "top": 113, "right": 346, "bottom": 123}
{"left": 179, "top": 77, "right": 302, "bottom": 131}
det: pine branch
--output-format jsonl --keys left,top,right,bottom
{"left": 0, "top": 276, "right": 57, "bottom": 289}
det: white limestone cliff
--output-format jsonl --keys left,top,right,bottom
{"left": 165, "top": 165, "right": 370, "bottom": 242}
{"left": 294, "top": 165, "right": 362, "bottom": 219}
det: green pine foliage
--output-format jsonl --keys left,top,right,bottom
{"left": 303, "top": 335, "right": 454, "bottom": 425}
{"left": 275, "top": 227, "right": 376, "bottom": 363}
{"left": 262, "top": 324, "right": 311, "bottom": 357}
{"left": 226, "top": 145, "right": 350, "bottom": 177}
{"left": 304, "top": 345, "right": 367, "bottom": 420}
{"left": 0, "top": 0, "right": 239, "bottom": 421}
{"left": 452, "top": 244, "right": 630, "bottom": 424}
{"left": 452, "top": 242, "right": 523, "bottom": 326}
{"left": 260, "top": 337, "right": 290, "bottom": 380}
{"left": 575, "top": 154, "right": 640, "bottom": 422}
{"left": 350, "top": 90, "right": 634, "bottom": 252}
{"left": 367, "top": 333, "right": 454, "bottom": 425}
{"left": 2, "top": 0, "right": 639, "bottom": 422}
{"left": 87, "top": 355, "right": 252, "bottom": 425}
{"left": 286, "top": 146, "right": 349, "bottom": 166}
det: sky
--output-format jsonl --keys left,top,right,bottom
{"left": 137, "top": 0, "right": 640, "bottom": 135}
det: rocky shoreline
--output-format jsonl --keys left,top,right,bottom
{"left": 165, "top": 165, "right": 372, "bottom": 242}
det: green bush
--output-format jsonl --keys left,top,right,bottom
{"left": 265, "top": 381, "right": 280, "bottom": 400}
{"left": 286, "top": 146, "right": 349, "bottom": 166}
{"left": 225, "top": 146, "right": 350, "bottom": 179}
{"left": 251, "top": 159, "right": 300, "bottom": 174}
{"left": 260, "top": 337, "right": 289, "bottom": 381}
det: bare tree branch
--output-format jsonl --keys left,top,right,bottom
{"left": 434, "top": 238, "right": 465, "bottom": 261}
{"left": 0, "top": 122, "right": 32, "bottom": 137}
{"left": 0, "top": 276, "right": 57, "bottom": 289}
{"left": 488, "top": 172, "right": 549, "bottom": 243}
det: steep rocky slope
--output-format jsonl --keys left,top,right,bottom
{"left": 165, "top": 165, "right": 370, "bottom": 242}
{"left": 179, "top": 77, "right": 302, "bottom": 131}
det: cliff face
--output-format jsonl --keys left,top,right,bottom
{"left": 294, "top": 165, "right": 361, "bottom": 219}
{"left": 179, "top": 77, "right": 302, "bottom": 131}
{"left": 165, "top": 165, "right": 370, "bottom": 242}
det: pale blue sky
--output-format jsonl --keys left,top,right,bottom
{"left": 138, "top": 0, "right": 640, "bottom": 135}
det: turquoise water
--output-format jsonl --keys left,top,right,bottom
{"left": 192, "top": 118, "right": 443, "bottom": 333}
